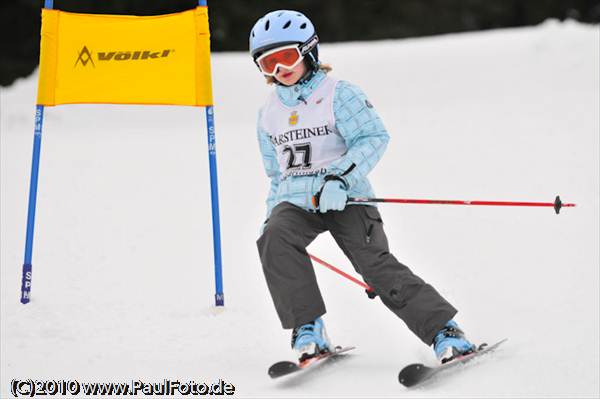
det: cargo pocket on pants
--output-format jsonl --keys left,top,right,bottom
{"left": 362, "top": 206, "right": 383, "bottom": 245}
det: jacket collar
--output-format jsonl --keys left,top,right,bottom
{"left": 276, "top": 70, "right": 327, "bottom": 107}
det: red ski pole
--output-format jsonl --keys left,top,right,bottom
{"left": 308, "top": 254, "right": 376, "bottom": 298}
{"left": 313, "top": 194, "right": 575, "bottom": 214}
{"left": 348, "top": 195, "right": 575, "bottom": 214}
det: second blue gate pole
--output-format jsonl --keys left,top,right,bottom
{"left": 199, "top": 0, "right": 223, "bottom": 307}
{"left": 205, "top": 106, "right": 224, "bottom": 306}
{"left": 21, "top": 105, "right": 46, "bottom": 304}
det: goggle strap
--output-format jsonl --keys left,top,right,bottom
{"left": 299, "top": 34, "right": 319, "bottom": 56}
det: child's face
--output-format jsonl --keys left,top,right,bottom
{"left": 274, "top": 60, "right": 307, "bottom": 86}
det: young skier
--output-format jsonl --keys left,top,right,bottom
{"left": 250, "top": 10, "right": 475, "bottom": 364}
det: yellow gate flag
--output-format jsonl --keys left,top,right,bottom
{"left": 37, "top": 7, "right": 213, "bottom": 106}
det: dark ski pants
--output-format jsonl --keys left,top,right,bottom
{"left": 256, "top": 202, "right": 457, "bottom": 346}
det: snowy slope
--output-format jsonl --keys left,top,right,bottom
{"left": 1, "top": 19, "right": 599, "bottom": 398}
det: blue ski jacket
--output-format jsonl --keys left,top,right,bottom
{"left": 257, "top": 70, "right": 389, "bottom": 219}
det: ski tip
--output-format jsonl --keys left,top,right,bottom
{"left": 268, "top": 361, "right": 299, "bottom": 379}
{"left": 398, "top": 363, "right": 429, "bottom": 387}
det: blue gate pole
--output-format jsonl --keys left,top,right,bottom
{"left": 201, "top": 0, "right": 224, "bottom": 307}
{"left": 21, "top": 105, "right": 46, "bottom": 304}
{"left": 21, "top": 0, "right": 53, "bottom": 304}
{"left": 205, "top": 106, "right": 224, "bottom": 306}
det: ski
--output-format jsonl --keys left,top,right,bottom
{"left": 398, "top": 338, "right": 507, "bottom": 388}
{"left": 268, "top": 346, "right": 355, "bottom": 379}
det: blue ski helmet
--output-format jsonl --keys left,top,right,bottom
{"left": 249, "top": 10, "right": 320, "bottom": 72}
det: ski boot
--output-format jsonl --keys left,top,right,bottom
{"left": 433, "top": 320, "right": 476, "bottom": 364}
{"left": 291, "top": 317, "right": 332, "bottom": 363}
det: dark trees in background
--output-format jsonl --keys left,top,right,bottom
{"left": 1, "top": 0, "right": 599, "bottom": 86}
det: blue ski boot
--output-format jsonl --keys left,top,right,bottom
{"left": 291, "top": 317, "right": 333, "bottom": 362}
{"left": 433, "top": 320, "right": 476, "bottom": 364}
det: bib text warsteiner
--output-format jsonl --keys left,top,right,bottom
{"left": 269, "top": 125, "right": 333, "bottom": 146}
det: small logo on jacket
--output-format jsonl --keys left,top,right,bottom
{"left": 289, "top": 111, "right": 299, "bottom": 126}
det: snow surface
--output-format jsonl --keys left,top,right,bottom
{"left": 1, "top": 19, "right": 599, "bottom": 398}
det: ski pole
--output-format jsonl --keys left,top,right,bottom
{"left": 308, "top": 254, "right": 377, "bottom": 298}
{"left": 313, "top": 194, "right": 575, "bottom": 214}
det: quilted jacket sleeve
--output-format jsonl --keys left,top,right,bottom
{"left": 257, "top": 109, "right": 280, "bottom": 219}
{"left": 326, "top": 81, "right": 389, "bottom": 189}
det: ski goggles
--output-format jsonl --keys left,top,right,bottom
{"left": 255, "top": 34, "right": 319, "bottom": 76}
{"left": 255, "top": 44, "right": 304, "bottom": 76}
